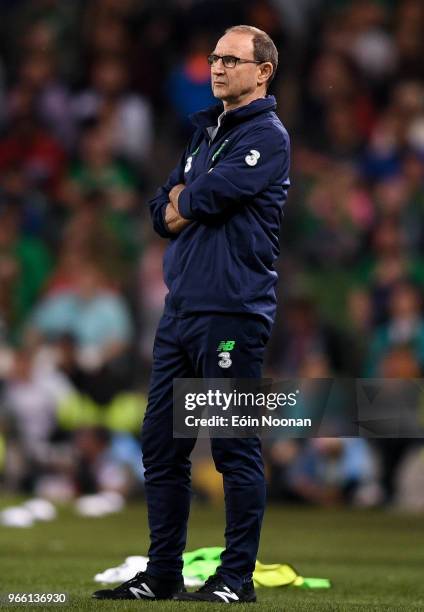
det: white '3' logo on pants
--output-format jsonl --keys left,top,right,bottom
{"left": 218, "top": 352, "right": 232, "bottom": 368}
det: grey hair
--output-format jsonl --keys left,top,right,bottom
{"left": 224, "top": 25, "right": 278, "bottom": 87}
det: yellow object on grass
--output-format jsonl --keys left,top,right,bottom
{"left": 182, "top": 547, "right": 331, "bottom": 589}
{"left": 254, "top": 561, "right": 331, "bottom": 589}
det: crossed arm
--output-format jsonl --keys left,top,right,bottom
{"left": 155, "top": 126, "right": 289, "bottom": 236}
{"left": 164, "top": 184, "right": 191, "bottom": 234}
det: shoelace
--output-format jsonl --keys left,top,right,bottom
{"left": 115, "top": 571, "right": 147, "bottom": 591}
{"left": 198, "top": 575, "right": 224, "bottom": 593}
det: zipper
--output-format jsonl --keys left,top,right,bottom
{"left": 211, "top": 139, "right": 229, "bottom": 162}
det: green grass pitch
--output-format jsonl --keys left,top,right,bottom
{"left": 1, "top": 500, "right": 424, "bottom": 611}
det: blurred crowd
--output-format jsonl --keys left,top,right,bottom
{"left": 0, "top": 0, "right": 424, "bottom": 509}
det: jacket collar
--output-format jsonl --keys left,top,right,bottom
{"left": 190, "top": 95, "right": 277, "bottom": 129}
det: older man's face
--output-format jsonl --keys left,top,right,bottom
{"left": 210, "top": 32, "right": 261, "bottom": 105}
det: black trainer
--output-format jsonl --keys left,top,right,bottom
{"left": 173, "top": 574, "right": 256, "bottom": 603}
{"left": 92, "top": 571, "right": 185, "bottom": 600}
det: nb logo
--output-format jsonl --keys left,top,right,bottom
{"left": 217, "top": 340, "right": 235, "bottom": 352}
{"left": 129, "top": 584, "right": 155, "bottom": 599}
{"left": 213, "top": 587, "right": 239, "bottom": 603}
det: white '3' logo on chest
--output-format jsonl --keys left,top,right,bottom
{"left": 245, "top": 149, "right": 260, "bottom": 166}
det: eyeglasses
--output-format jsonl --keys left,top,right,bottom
{"left": 207, "top": 54, "right": 262, "bottom": 69}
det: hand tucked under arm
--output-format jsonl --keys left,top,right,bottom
{"left": 164, "top": 201, "right": 191, "bottom": 233}
{"left": 164, "top": 183, "right": 191, "bottom": 233}
{"left": 169, "top": 183, "right": 186, "bottom": 211}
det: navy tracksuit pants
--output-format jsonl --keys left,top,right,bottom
{"left": 141, "top": 312, "right": 270, "bottom": 590}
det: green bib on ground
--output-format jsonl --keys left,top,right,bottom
{"left": 182, "top": 547, "right": 331, "bottom": 589}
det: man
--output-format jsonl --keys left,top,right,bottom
{"left": 93, "top": 24, "right": 290, "bottom": 603}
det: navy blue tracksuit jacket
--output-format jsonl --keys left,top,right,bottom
{"left": 142, "top": 96, "right": 290, "bottom": 591}
{"left": 149, "top": 95, "right": 290, "bottom": 326}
